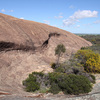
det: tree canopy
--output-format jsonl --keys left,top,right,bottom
{"left": 55, "top": 44, "right": 66, "bottom": 66}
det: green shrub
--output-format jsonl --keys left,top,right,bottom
{"left": 55, "top": 66, "right": 65, "bottom": 73}
{"left": 51, "top": 63, "right": 56, "bottom": 69}
{"left": 39, "top": 88, "right": 49, "bottom": 93}
{"left": 90, "top": 74, "right": 96, "bottom": 83}
{"left": 58, "top": 74, "right": 92, "bottom": 94}
{"left": 23, "top": 71, "right": 93, "bottom": 95}
{"left": 32, "top": 71, "right": 44, "bottom": 77}
{"left": 75, "top": 49, "right": 100, "bottom": 73}
{"left": 23, "top": 73, "right": 40, "bottom": 92}
{"left": 48, "top": 72, "right": 92, "bottom": 95}
{"left": 49, "top": 72, "right": 62, "bottom": 83}
{"left": 49, "top": 82, "right": 61, "bottom": 94}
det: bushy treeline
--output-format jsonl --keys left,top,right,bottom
{"left": 81, "top": 35, "right": 100, "bottom": 45}
{"left": 80, "top": 35, "right": 100, "bottom": 53}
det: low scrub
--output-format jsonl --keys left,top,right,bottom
{"left": 49, "top": 72, "right": 92, "bottom": 95}
{"left": 75, "top": 49, "right": 100, "bottom": 73}
{"left": 23, "top": 72, "right": 93, "bottom": 95}
{"left": 23, "top": 74, "right": 40, "bottom": 92}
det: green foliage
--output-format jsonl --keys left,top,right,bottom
{"left": 55, "top": 44, "right": 66, "bottom": 66}
{"left": 39, "top": 88, "right": 49, "bottom": 93}
{"left": 49, "top": 72, "right": 62, "bottom": 83}
{"left": 55, "top": 66, "right": 65, "bottom": 73}
{"left": 23, "top": 73, "right": 40, "bottom": 92}
{"left": 55, "top": 44, "right": 66, "bottom": 56}
{"left": 51, "top": 62, "right": 56, "bottom": 69}
{"left": 75, "top": 49, "right": 100, "bottom": 73}
{"left": 32, "top": 71, "right": 44, "bottom": 77}
{"left": 80, "top": 35, "right": 100, "bottom": 53}
{"left": 32, "top": 71, "right": 50, "bottom": 89}
{"left": 23, "top": 71, "right": 93, "bottom": 95}
{"left": 63, "top": 74, "right": 92, "bottom": 94}
{"left": 49, "top": 82, "right": 61, "bottom": 94}
{"left": 81, "top": 35, "right": 100, "bottom": 45}
{"left": 90, "top": 74, "right": 96, "bottom": 83}
{"left": 49, "top": 72, "right": 92, "bottom": 94}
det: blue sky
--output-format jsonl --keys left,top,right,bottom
{"left": 0, "top": 0, "right": 100, "bottom": 34}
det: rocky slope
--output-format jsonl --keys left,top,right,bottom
{"left": 0, "top": 13, "right": 92, "bottom": 94}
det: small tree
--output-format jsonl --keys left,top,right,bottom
{"left": 55, "top": 44, "right": 66, "bottom": 67}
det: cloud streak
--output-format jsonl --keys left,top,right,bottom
{"left": 69, "top": 5, "right": 74, "bottom": 9}
{"left": 20, "top": 17, "right": 24, "bottom": 19}
{"left": 1, "top": 9, "right": 5, "bottom": 12}
{"left": 1, "top": 9, "right": 14, "bottom": 13}
{"left": 93, "top": 20, "right": 100, "bottom": 24}
{"left": 55, "top": 13, "right": 63, "bottom": 19}
{"left": 9, "top": 10, "right": 14, "bottom": 12}
{"left": 43, "top": 20, "right": 50, "bottom": 24}
{"left": 63, "top": 10, "right": 98, "bottom": 27}
{"left": 55, "top": 15, "right": 63, "bottom": 19}
{"left": 76, "top": 25, "right": 80, "bottom": 28}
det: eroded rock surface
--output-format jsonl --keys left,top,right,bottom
{"left": 0, "top": 13, "right": 92, "bottom": 94}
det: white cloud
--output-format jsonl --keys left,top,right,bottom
{"left": 69, "top": 5, "right": 74, "bottom": 9}
{"left": 20, "top": 17, "right": 24, "bottom": 19}
{"left": 9, "top": 10, "right": 14, "bottom": 12}
{"left": 55, "top": 13, "right": 63, "bottom": 19}
{"left": 1, "top": 9, "right": 5, "bottom": 12}
{"left": 63, "top": 10, "right": 98, "bottom": 27}
{"left": 1, "top": 9, "right": 14, "bottom": 13}
{"left": 55, "top": 15, "right": 63, "bottom": 19}
{"left": 76, "top": 25, "right": 80, "bottom": 28}
{"left": 93, "top": 20, "right": 100, "bottom": 24}
{"left": 73, "top": 10, "right": 98, "bottom": 19}
{"left": 43, "top": 20, "right": 50, "bottom": 24}
{"left": 63, "top": 18, "right": 75, "bottom": 27}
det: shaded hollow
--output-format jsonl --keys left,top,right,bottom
{"left": 49, "top": 32, "right": 60, "bottom": 38}
{"left": 42, "top": 32, "right": 61, "bottom": 48}
{"left": 0, "top": 41, "right": 15, "bottom": 51}
{"left": 0, "top": 41, "right": 35, "bottom": 52}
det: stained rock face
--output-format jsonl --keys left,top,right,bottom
{"left": 0, "top": 13, "right": 92, "bottom": 93}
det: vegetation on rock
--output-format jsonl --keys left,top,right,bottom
{"left": 23, "top": 43, "right": 97, "bottom": 95}
{"left": 23, "top": 71, "right": 93, "bottom": 94}
{"left": 80, "top": 34, "right": 100, "bottom": 54}
{"left": 23, "top": 74, "right": 40, "bottom": 92}
{"left": 75, "top": 49, "right": 100, "bottom": 73}
{"left": 49, "top": 73, "right": 92, "bottom": 94}
{"left": 55, "top": 44, "right": 66, "bottom": 67}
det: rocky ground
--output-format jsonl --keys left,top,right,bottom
{"left": 0, "top": 13, "right": 93, "bottom": 100}
{"left": 0, "top": 74, "right": 100, "bottom": 100}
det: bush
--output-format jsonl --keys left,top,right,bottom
{"left": 49, "top": 72, "right": 92, "bottom": 95}
{"left": 58, "top": 74, "right": 92, "bottom": 94}
{"left": 32, "top": 71, "right": 44, "bottom": 77}
{"left": 90, "top": 74, "right": 96, "bottom": 83}
{"left": 75, "top": 49, "right": 100, "bottom": 73}
{"left": 49, "top": 82, "right": 61, "bottom": 94}
{"left": 23, "top": 73, "right": 40, "bottom": 92}
{"left": 55, "top": 66, "right": 65, "bottom": 73}
{"left": 51, "top": 63, "right": 56, "bottom": 69}
{"left": 23, "top": 71, "right": 93, "bottom": 95}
